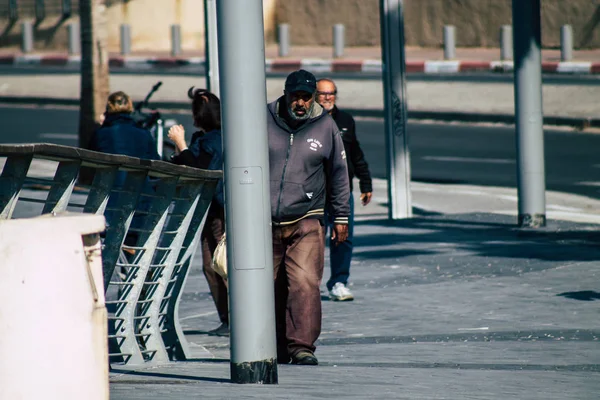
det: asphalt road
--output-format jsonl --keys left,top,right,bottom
{"left": 2, "top": 104, "right": 599, "bottom": 199}
{"left": 1, "top": 65, "right": 600, "bottom": 85}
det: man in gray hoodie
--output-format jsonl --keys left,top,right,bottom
{"left": 267, "top": 69, "right": 350, "bottom": 365}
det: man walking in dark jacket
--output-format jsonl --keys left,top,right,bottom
{"left": 267, "top": 70, "right": 350, "bottom": 365}
{"left": 316, "top": 78, "right": 373, "bottom": 302}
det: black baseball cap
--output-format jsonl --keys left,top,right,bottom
{"left": 284, "top": 69, "right": 317, "bottom": 94}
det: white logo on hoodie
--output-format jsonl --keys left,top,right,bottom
{"left": 307, "top": 138, "right": 323, "bottom": 152}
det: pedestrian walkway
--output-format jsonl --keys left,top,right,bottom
{"left": 108, "top": 178, "right": 600, "bottom": 399}
{"left": 8, "top": 132, "right": 600, "bottom": 399}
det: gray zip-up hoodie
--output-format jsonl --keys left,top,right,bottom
{"left": 267, "top": 96, "right": 350, "bottom": 226}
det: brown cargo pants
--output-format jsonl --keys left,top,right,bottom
{"left": 272, "top": 218, "right": 325, "bottom": 361}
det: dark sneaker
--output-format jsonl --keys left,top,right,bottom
{"left": 291, "top": 351, "right": 318, "bottom": 365}
{"left": 207, "top": 323, "right": 229, "bottom": 337}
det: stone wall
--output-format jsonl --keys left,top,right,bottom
{"left": 276, "top": 0, "right": 600, "bottom": 49}
{"left": 0, "top": 0, "right": 278, "bottom": 52}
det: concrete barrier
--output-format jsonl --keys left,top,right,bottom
{"left": 0, "top": 213, "right": 108, "bottom": 399}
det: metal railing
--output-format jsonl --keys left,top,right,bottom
{"left": 0, "top": 143, "right": 221, "bottom": 366}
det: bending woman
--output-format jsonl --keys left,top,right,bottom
{"left": 168, "top": 88, "right": 228, "bottom": 337}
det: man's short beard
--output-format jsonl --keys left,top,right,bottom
{"left": 288, "top": 102, "right": 313, "bottom": 121}
{"left": 320, "top": 102, "right": 334, "bottom": 112}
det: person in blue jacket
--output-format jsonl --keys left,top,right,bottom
{"left": 89, "top": 91, "right": 160, "bottom": 161}
{"left": 168, "top": 88, "right": 228, "bottom": 337}
{"left": 89, "top": 91, "right": 160, "bottom": 250}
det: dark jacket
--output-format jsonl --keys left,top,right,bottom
{"left": 89, "top": 113, "right": 160, "bottom": 243}
{"left": 330, "top": 106, "right": 372, "bottom": 193}
{"left": 267, "top": 97, "right": 350, "bottom": 226}
{"left": 89, "top": 113, "right": 160, "bottom": 161}
{"left": 171, "top": 129, "right": 224, "bottom": 206}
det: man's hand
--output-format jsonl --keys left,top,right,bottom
{"left": 331, "top": 223, "right": 349, "bottom": 245}
{"left": 360, "top": 192, "right": 372, "bottom": 206}
{"left": 167, "top": 124, "right": 188, "bottom": 152}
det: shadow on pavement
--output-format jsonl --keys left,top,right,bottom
{"left": 353, "top": 213, "right": 600, "bottom": 266}
{"left": 110, "top": 369, "right": 230, "bottom": 384}
{"left": 558, "top": 290, "right": 600, "bottom": 301}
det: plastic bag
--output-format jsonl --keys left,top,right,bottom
{"left": 212, "top": 233, "right": 227, "bottom": 279}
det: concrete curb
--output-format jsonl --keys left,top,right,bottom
{"left": 1, "top": 54, "right": 600, "bottom": 74}
{"left": 1, "top": 96, "right": 598, "bottom": 129}
{"left": 345, "top": 108, "right": 600, "bottom": 130}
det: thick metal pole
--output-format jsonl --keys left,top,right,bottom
{"left": 68, "top": 22, "right": 80, "bottom": 55}
{"left": 443, "top": 25, "right": 456, "bottom": 60}
{"left": 512, "top": 0, "right": 546, "bottom": 228}
{"left": 333, "top": 24, "right": 345, "bottom": 58}
{"left": 204, "top": 0, "right": 220, "bottom": 97}
{"left": 170, "top": 24, "right": 181, "bottom": 57}
{"left": 216, "top": 0, "right": 277, "bottom": 384}
{"left": 278, "top": 24, "right": 290, "bottom": 57}
{"left": 560, "top": 24, "right": 573, "bottom": 62}
{"left": 21, "top": 21, "right": 34, "bottom": 54}
{"left": 379, "top": 0, "right": 411, "bottom": 219}
{"left": 500, "top": 25, "right": 512, "bottom": 61}
{"left": 120, "top": 24, "right": 131, "bottom": 55}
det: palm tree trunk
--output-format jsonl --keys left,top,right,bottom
{"left": 79, "top": 0, "right": 109, "bottom": 149}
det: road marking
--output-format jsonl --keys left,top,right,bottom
{"left": 547, "top": 211, "right": 600, "bottom": 224}
{"left": 576, "top": 181, "right": 600, "bottom": 187}
{"left": 40, "top": 133, "right": 77, "bottom": 140}
{"left": 180, "top": 311, "right": 217, "bottom": 321}
{"left": 422, "top": 156, "right": 515, "bottom": 164}
{"left": 494, "top": 209, "right": 600, "bottom": 224}
{"left": 0, "top": 83, "right": 9, "bottom": 94}
{"left": 547, "top": 204, "right": 583, "bottom": 212}
{"left": 458, "top": 327, "right": 489, "bottom": 331}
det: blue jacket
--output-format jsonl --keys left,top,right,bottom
{"left": 89, "top": 113, "right": 160, "bottom": 238}
{"left": 90, "top": 113, "right": 160, "bottom": 161}
{"left": 172, "top": 129, "right": 224, "bottom": 206}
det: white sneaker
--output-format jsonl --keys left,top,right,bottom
{"left": 329, "top": 282, "right": 354, "bottom": 301}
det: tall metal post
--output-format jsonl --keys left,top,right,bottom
{"left": 560, "top": 25, "right": 573, "bottom": 62}
{"left": 171, "top": 24, "right": 181, "bottom": 57}
{"left": 120, "top": 24, "right": 131, "bottom": 55}
{"left": 443, "top": 25, "right": 456, "bottom": 60}
{"left": 512, "top": 0, "right": 546, "bottom": 227}
{"left": 204, "top": 0, "right": 220, "bottom": 97}
{"left": 216, "top": 0, "right": 278, "bottom": 384}
{"left": 21, "top": 21, "right": 34, "bottom": 54}
{"left": 500, "top": 25, "right": 513, "bottom": 61}
{"left": 67, "top": 22, "right": 80, "bottom": 55}
{"left": 379, "top": 0, "right": 411, "bottom": 219}
{"left": 278, "top": 24, "right": 290, "bottom": 57}
{"left": 333, "top": 24, "right": 345, "bottom": 58}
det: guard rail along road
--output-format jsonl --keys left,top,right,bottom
{"left": 0, "top": 143, "right": 221, "bottom": 367}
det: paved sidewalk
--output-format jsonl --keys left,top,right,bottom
{"left": 9, "top": 156, "right": 600, "bottom": 399}
{"left": 108, "top": 178, "right": 600, "bottom": 399}
{"left": 1, "top": 72, "right": 599, "bottom": 122}
{"left": 1, "top": 46, "right": 600, "bottom": 74}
